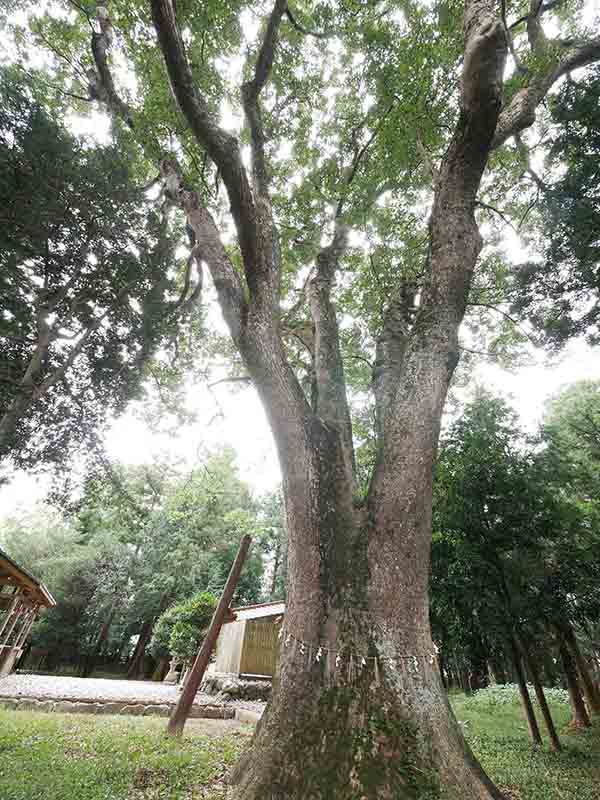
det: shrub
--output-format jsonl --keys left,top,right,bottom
{"left": 463, "top": 683, "right": 569, "bottom": 709}
{"left": 149, "top": 591, "right": 217, "bottom": 660}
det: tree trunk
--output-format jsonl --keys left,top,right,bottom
{"left": 127, "top": 592, "right": 170, "bottom": 679}
{"left": 508, "top": 637, "right": 542, "bottom": 748}
{"left": 517, "top": 636, "right": 561, "bottom": 752}
{"left": 81, "top": 606, "right": 116, "bottom": 678}
{"left": 559, "top": 641, "right": 591, "bottom": 730}
{"left": 563, "top": 623, "right": 600, "bottom": 715}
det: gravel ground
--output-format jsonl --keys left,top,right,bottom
{"left": 0, "top": 673, "right": 265, "bottom": 716}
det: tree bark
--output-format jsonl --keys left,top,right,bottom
{"left": 562, "top": 623, "right": 600, "bottom": 715}
{"left": 559, "top": 641, "right": 591, "bottom": 730}
{"left": 81, "top": 605, "right": 116, "bottom": 678}
{"left": 127, "top": 619, "right": 154, "bottom": 679}
{"left": 517, "top": 636, "right": 561, "bottom": 752}
{"left": 509, "top": 637, "right": 543, "bottom": 748}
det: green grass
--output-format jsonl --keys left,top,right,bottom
{"left": 451, "top": 693, "right": 600, "bottom": 799}
{"left": 0, "top": 710, "right": 247, "bottom": 800}
{"left": 0, "top": 698, "right": 599, "bottom": 799}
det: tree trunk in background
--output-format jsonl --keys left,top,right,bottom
{"left": 127, "top": 620, "right": 153, "bottom": 679}
{"left": 81, "top": 606, "right": 116, "bottom": 678}
{"left": 560, "top": 641, "right": 591, "bottom": 729}
{"left": 563, "top": 623, "right": 600, "bottom": 715}
{"left": 152, "top": 655, "right": 170, "bottom": 682}
{"left": 518, "top": 637, "right": 561, "bottom": 752}
{"left": 127, "top": 593, "right": 170, "bottom": 679}
{"left": 509, "top": 638, "right": 542, "bottom": 747}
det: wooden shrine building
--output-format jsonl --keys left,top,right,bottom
{"left": 211, "top": 601, "right": 285, "bottom": 678}
{"left": 0, "top": 548, "right": 56, "bottom": 677}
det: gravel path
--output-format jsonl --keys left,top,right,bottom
{"left": 0, "top": 673, "right": 265, "bottom": 716}
{"left": 0, "top": 674, "right": 203, "bottom": 704}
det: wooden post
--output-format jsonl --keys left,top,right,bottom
{"left": 167, "top": 534, "right": 251, "bottom": 737}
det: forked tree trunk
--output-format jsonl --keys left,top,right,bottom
{"left": 559, "top": 641, "right": 591, "bottom": 730}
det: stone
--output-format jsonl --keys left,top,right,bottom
{"left": 189, "top": 703, "right": 234, "bottom": 720}
{"left": 70, "top": 702, "right": 95, "bottom": 714}
{"left": 54, "top": 701, "right": 76, "bottom": 714}
{"left": 16, "top": 698, "right": 42, "bottom": 712}
{"left": 96, "top": 702, "right": 124, "bottom": 715}
{"left": 235, "top": 707, "right": 262, "bottom": 725}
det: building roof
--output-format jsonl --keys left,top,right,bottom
{"left": 231, "top": 601, "right": 285, "bottom": 621}
{"left": 0, "top": 548, "right": 56, "bottom": 608}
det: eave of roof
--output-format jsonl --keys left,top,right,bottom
{"left": 0, "top": 548, "right": 57, "bottom": 607}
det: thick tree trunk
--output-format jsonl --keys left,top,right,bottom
{"left": 563, "top": 623, "right": 600, "bottom": 715}
{"left": 508, "top": 638, "right": 542, "bottom": 748}
{"left": 560, "top": 641, "right": 591, "bottom": 729}
{"left": 229, "top": 414, "right": 504, "bottom": 798}
{"left": 517, "top": 637, "right": 561, "bottom": 752}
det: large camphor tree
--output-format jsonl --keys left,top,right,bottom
{"left": 14, "top": 0, "right": 600, "bottom": 796}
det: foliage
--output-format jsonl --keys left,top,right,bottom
{"left": 0, "top": 708, "right": 247, "bottom": 800}
{"left": 150, "top": 591, "right": 217, "bottom": 661}
{"left": 542, "top": 379, "right": 600, "bottom": 499}
{"left": 0, "top": 448, "right": 276, "bottom": 672}
{"left": 430, "top": 389, "right": 598, "bottom": 678}
{"left": 0, "top": 66, "right": 200, "bottom": 471}
{"left": 452, "top": 694, "right": 600, "bottom": 800}
{"left": 510, "top": 66, "right": 600, "bottom": 348}
{"left": 462, "top": 684, "right": 570, "bottom": 710}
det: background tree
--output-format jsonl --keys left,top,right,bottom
{"left": 149, "top": 591, "right": 217, "bottom": 666}
{"left": 510, "top": 67, "right": 600, "bottom": 347}
{"left": 0, "top": 66, "right": 202, "bottom": 472}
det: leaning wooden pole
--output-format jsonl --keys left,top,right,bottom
{"left": 166, "top": 534, "right": 252, "bottom": 737}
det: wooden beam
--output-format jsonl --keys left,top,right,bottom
{"left": 166, "top": 535, "right": 252, "bottom": 737}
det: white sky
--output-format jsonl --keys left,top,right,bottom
{"left": 1, "top": 335, "right": 598, "bottom": 518}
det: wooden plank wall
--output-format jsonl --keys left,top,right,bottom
{"left": 213, "top": 620, "right": 245, "bottom": 674}
{"left": 239, "top": 618, "right": 280, "bottom": 677}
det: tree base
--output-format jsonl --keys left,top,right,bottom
{"left": 229, "top": 660, "right": 504, "bottom": 800}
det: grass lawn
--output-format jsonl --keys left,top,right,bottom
{"left": 0, "top": 710, "right": 247, "bottom": 800}
{"left": 0, "top": 697, "right": 599, "bottom": 799}
{"left": 451, "top": 693, "right": 600, "bottom": 799}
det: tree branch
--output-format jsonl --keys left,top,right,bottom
{"left": 492, "top": 37, "right": 600, "bottom": 149}
{"left": 150, "top": 0, "right": 259, "bottom": 282}
{"left": 241, "top": 0, "right": 287, "bottom": 198}
{"left": 308, "top": 220, "right": 356, "bottom": 482}
{"left": 285, "top": 6, "right": 330, "bottom": 40}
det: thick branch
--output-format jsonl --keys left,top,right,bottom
{"left": 371, "top": 286, "right": 415, "bottom": 443}
{"left": 285, "top": 7, "right": 330, "bottom": 39}
{"left": 492, "top": 38, "right": 600, "bottom": 148}
{"left": 308, "top": 221, "right": 355, "bottom": 481}
{"left": 150, "top": 0, "right": 259, "bottom": 282}
{"left": 91, "top": 32, "right": 134, "bottom": 129}
{"left": 180, "top": 190, "right": 246, "bottom": 345}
